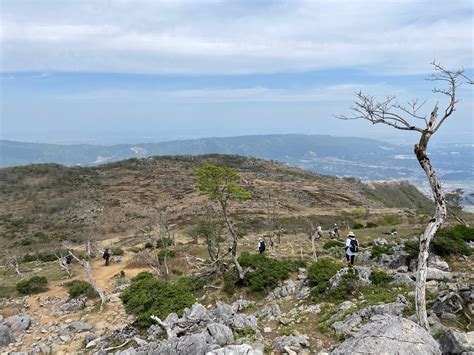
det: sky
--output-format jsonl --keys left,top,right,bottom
{"left": 0, "top": 0, "right": 473, "bottom": 145}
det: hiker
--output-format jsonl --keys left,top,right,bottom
{"left": 345, "top": 231, "right": 359, "bottom": 266}
{"left": 65, "top": 254, "right": 73, "bottom": 265}
{"left": 258, "top": 238, "right": 266, "bottom": 254}
{"left": 103, "top": 248, "right": 110, "bottom": 266}
{"left": 317, "top": 224, "right": 323, "bottom": 239}
{"left": 333, "top": 223, "right": 341, "bottom": 238}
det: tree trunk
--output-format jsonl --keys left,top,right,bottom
{"left": 414, "top": 118, "right": 447, "bottom": 331}
{"left": 220, "top": 202, "right": 246, "bottom": 280}
{"left": 311, "top": 235, "right": 317, "bottom": 261}
{"left": 68, "top": 252, "right": 107, "bottom": 307}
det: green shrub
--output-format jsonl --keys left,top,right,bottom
{"left": 366, "top": 222, "right": 378, "bottom": 228}
{"left": 281, "top": 326, "right": 294, "bottom": 336}
{"left": 22, "top": 252, "right": 59, "bottom": 263}
{"left": 157, "top": 249, "right": 176, "bottom": 262}
{"left": 111, "top": 247, "right": 124, "bottom": 256}
{"left": 284, "top": 258, "right": 307, "bottom": 272}
{"left": 175, "top": 276, "right": 206, "bottom": 291}
{"left": 144, "top": 242, "right": 154, "bottom": 249}
{"left": 351, "top": 208, "right": 367, "bottom": 218}
{"left": 452, "top": 225, "right": 474, "bottom": 242}
{"left": 223, "top": 270, "right": 237, "bottom": 295}
{"left": 238, "top": 253, "right": 290, "bottom": 292}
{"left": 369, "top": 271, "right": 394, "bottom": 285}
{"left": 16, "top": 276, "right": 48, "bottom": 295}
{"left": 321, "top": 269, "right": 359, "bottom": 303}
{"left": 64, "top": 280, "right": 99, "bottom": 299}
{"left": 432, "top": 226, "right": 472, "bottom": 256}
{"left": 323, "top": 240, "right": 345, "bottom": 250}
{"left": 234, "top": 326, "right": 256, "bottom": 340}
{"left": 371, "top": 244, "right": 394, "bottom": 258}
{"left": 352, "top": 223, "right": 364, "bottom": 230}
{"left": 377, "top": 215, "right": 400, "bottom": 226}
{"left": 120, "top": 272, "right": 195, "bottom": 327}
{"left": 307, "top": 258, "right": 343, "bottom": 299}
{"left": 403, "top": 239, "right": 419, "bottom": 260}
{"left": 156, "top": 238, "right": 174, "bottom": 248}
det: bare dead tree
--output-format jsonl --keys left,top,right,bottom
{"left": 55, "top": 253, "right": 73, "bottom": 277}
{"left": 5, "top": 255, "right": 23, "bottom": 277}
{"left": 336, "top": 61, "right": 472, "bottom": 330}
{"left": 305, "top": 218, "right": 320, "bottom": 261}
{"left": 158, "top": 211, "right": 175, "bottom": 279}
{"left": 68, "top": 251, "right": 106, "bottom": 307}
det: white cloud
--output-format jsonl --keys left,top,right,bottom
{"left": 0, "top": 0, "right": 472, "bottom": 74}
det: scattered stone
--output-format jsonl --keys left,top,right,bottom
{"left": 389, "top": 272, "right": 415, "bottom": 287}
{"left": 331, "top": 315, "right": 441, "bottom": 354}
{"left": 428, "top": 255, "right": 450, "bottom": 271}
{"left": 272, "top": 334, "right": 310, "bottom": 352}
{"left": 60, "top": 297, "right": 86, "bottom": 312}
{"left": 373, "top": 238, "right": 388, "bottom": 245}
{"left": 254, "top": 304, "right": 281, "bottom": 320}
{"left": 68, "top": 321, "right": 92, "bottom": 332}
{"left": 0, "top": 325, "right": 15, "bottom": 346}
{"left": 438, "top": 330, "right": 474, "bottom": 354}
{"left": 267, "top": 281, "right": 297, "bottom": 301}
{"left": 297, "top": 286, "right": 311, "bottom": 300}
{"left": 263, "top": 327, "right": 272, "bottom": 333}
{"left": 207, "top": 344, "right": 263, "bottom": 355}
{"left": 440, "top": 312, "right": 458, "bottom": 322}
{"left": 231, "top": 299, "right": 254, "bottom": 313}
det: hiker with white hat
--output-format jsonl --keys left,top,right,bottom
{"left": 345, "top": 232, "right": 359, "bottom": 265}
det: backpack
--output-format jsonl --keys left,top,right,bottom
{"left": 259, "top": 241, "right": 266, "bottom": 251}
{"left": 350, "top": 239, "right": 359, "bottom": 253}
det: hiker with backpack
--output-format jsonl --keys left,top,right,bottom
{"left": 317, "top": 224, "right": 323, "bottom": 239}
{"left": 345, "top": 231, "right": 359, "bottom": 265}
{"left": 333, "top": 223, "right": 341, "bottom": 238}
{"left": 103, "top": 248, "right": 110, "bottom": 266}
{"left": 258, "top": 237, "right": 266, "bottom": 254}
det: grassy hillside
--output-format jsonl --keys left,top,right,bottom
{"left": 0, "top": 154, "right": 433, "bottom": 257}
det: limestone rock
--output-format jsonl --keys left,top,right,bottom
{"left": 60, "top": 296, "right": 86, "bottom": 312}
{"left": 254, "top": 304, "right": 281, "bottom": 320}
{"left": 68, "top": 321, "right": 92, "bottom": 332}
{"left": 0, "top": 325, "right": 15, "bottom": 346}
{"left": 438, "top": 330, "right": 474, "bottom": 354}
{"left": 206, "top": 323, "right": 234, "bottom": 346}
{"left": 426, "top": 267, "right": 453, "bottom": 281}
{"left": 207, "top": 344, "right": 263, "bottom": 355}
{"left": 5, "top": 314, "right": 31, "bottom": 332}
{"left": 267, "top": 281, "right": 297, "bottom": 301}
{"left": 331, "top": 315, "right": 441, "bottom": 354}
{"left": 272, "top": 334, "right": 310, "bottom": 352}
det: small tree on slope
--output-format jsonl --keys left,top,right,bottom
{"left": 336, "top": 62, "right": 472, "bottom": 330}
{"left": 194, "top": 163, "right": 251, "bottom": 280}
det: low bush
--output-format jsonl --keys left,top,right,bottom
{"left": 111, "top": 248, "right": 124, "bottom": 256}
{"left": 16, "top": 276, "right": 48, "bottom": 295}
{"left": 366, "top": 222, "right": 378, "bottom": 228}
{"left": 377, "top": 215, "right": 400, "bottom": 226}
{"left": 369, "top": 270, "right": 394, "bottom": 285}
{"left": 157, "top": 249, "right": 176, "bottom": 262}
{"left": 323, "top": 240, "right": 345, "bottom": 250}
{"left": 223, "top": 270, "right": 237, "bottom": 295}
{"left": 432, "top": 226, "right": 472, "bottom": 256}
{"left": 403, "top": 239, "right": 419, "bottom": 260}
{"left": 351, "top": 208, "right": 367, "bottom": 218}
{"left": 308, "top": 258, "right": 343, "bottom": 299}
{"left": 156, "top": 238, "right": 174, "bottom": 248}
{"left": 234, "top": 326, "right": 256, "bottom": 340}
{"left": 371, "top": 245, "right": 394, "bottom": 258}
{"left": 238, "top": 253, "right": 290, "bottom": 292}
{"left": 352, "top": 223, "right": 364, "bottom": 230}
{"left": 22, "top": 252, "right": 58, "bottom": 263}
{"left": 321, "top": 269, "right": 359, "bottom": 303}
{"left": 144, "top": 242, "right": 154, "bottom": 249}
{"left": 64, "top": 280, "right": 98, "bottom": 299}
{"left": 120, "top": 272, "right": 195, "bottom": 327}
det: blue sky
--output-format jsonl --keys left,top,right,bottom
{"left": 0, "top": 0, "right": 473, "bottom": 144}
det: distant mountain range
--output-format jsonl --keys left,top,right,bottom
{"left": 1, "top": 135, "right": 473, "bottom": 204}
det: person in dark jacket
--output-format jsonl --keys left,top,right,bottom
{"left": 258, "top": 238, "right": 266, "bottom": 254}
{"left": 103, "top": 248, "right": 110, "bottom": 266}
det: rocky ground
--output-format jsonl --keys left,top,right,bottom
{"left": 0, "top": 232, "right": 472, "bottom": 354}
